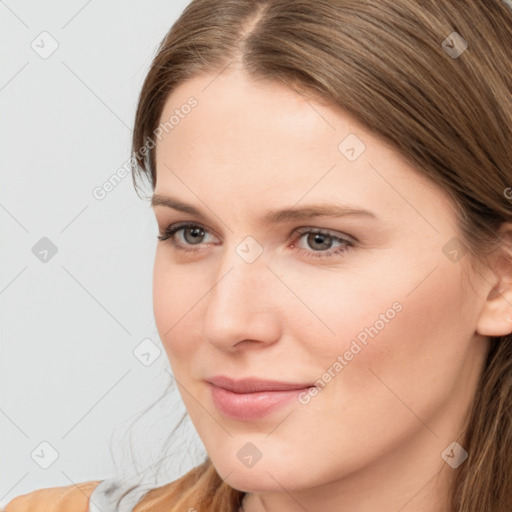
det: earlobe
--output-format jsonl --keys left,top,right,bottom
{"left": 476, "top": 304, "right": 512, "bottom": 337}
{"left": 475, "top": 223, "right": 512, "bottom": 337}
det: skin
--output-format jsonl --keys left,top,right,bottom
{"left": 151, "top": 64, "right": 512, "bottom": 512}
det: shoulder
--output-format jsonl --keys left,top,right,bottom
{"left": 4, "top": 480, "right": 102, "bottom": 512}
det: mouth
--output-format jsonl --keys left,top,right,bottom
{"left": 206, "top": 375, "right": 316, "bottom": 420}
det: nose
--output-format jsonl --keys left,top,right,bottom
{"left": 201, "top": 245, "right": 282, "bottom": 352}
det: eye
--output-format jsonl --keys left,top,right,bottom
{"left": 292, "top": 227, "right": 354, "bottom": 259}
{"left": 157, "top": 222, "right": 355, "bottom": 259}
{"left": 157, "top": 222, "right": 216, "bottom": 251}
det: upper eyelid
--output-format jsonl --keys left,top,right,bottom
{"left": 294, "top": 226, "right": 356, "bottom": 243}
{"left": 163, "top": 221, "right": 220, "bottom": 241}
{"left": 162, "top": 221, "right": 355, "bottom": 244}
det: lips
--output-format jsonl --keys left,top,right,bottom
{"left": 206, "top": 375, "right": 316, "bottom": 420}
{"left": 206, "top": 375, "right": 315, "bottom": 393}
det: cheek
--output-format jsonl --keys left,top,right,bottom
{"left": 286, "top": 247, "right": 472, "bottom": 403}
{"left": 152, "top": 252, "right": 201, "bottom": 363}
{"left": 327, "top": 259, "right": 473, "bottom": 420}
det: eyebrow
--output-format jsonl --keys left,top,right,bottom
{"left": 151, "top": 194, "right": 379, "bottom": 224}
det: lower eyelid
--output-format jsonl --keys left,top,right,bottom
{"left": 295, "top": 237, "right": 353, "bottom": 258}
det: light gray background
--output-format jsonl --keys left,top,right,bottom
{"left": 0, "top": 0, "right": 206, "bottom": 505}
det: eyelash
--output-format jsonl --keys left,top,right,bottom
{"left": 157, "top": 222, "right": 355, "bottom": 259}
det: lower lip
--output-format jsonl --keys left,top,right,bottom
{"left": 209, "top": 383, "right": 313, "bottom": 420}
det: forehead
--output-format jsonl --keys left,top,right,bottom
{"left": 156, "top": 70, "right": 341, "bottom": 162}
{"left": 153, "top": 69, "right": 454, "bottom": 231}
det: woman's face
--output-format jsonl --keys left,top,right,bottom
{"left": 152, "top": 68, "right": 492, "bottom": 507}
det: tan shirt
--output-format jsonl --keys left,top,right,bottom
{"left": 4, "top": 478, "right": 176, "bottom": 512}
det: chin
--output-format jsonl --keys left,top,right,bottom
{"left": 211, "top": 453, "right": 318, "bottom": 494}
{"left": 221, "top": 468, "right": 287, "bottom": 494}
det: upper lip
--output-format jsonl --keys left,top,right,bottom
{"left": 207, "top": 376, "right": 315, "bottom": 393}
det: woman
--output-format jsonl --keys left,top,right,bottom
{"left": 6, "top": 0, "right": 512, "bottom": 510}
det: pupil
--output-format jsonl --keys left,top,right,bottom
{"left": 186, "top": 227, "right": 204, "bottom": 244}
{"left": 309, "top": 233, "right": 331, "bottom": 250}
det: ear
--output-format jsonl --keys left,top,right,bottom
{"left": 476, "top": 222, "right": 512, "bottom": 337}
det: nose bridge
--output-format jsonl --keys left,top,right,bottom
{"left": 213, "top": 233, "right": 268, "bottom": 300}
{"left": 208, "top": 238, "right": 267, "bottom": 316}
{"left": 202, "top": 237, "right": 280, "bottom": 348}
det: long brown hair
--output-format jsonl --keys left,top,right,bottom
{"left": 125, "top": 1, "right": 512, "bottom": 510}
